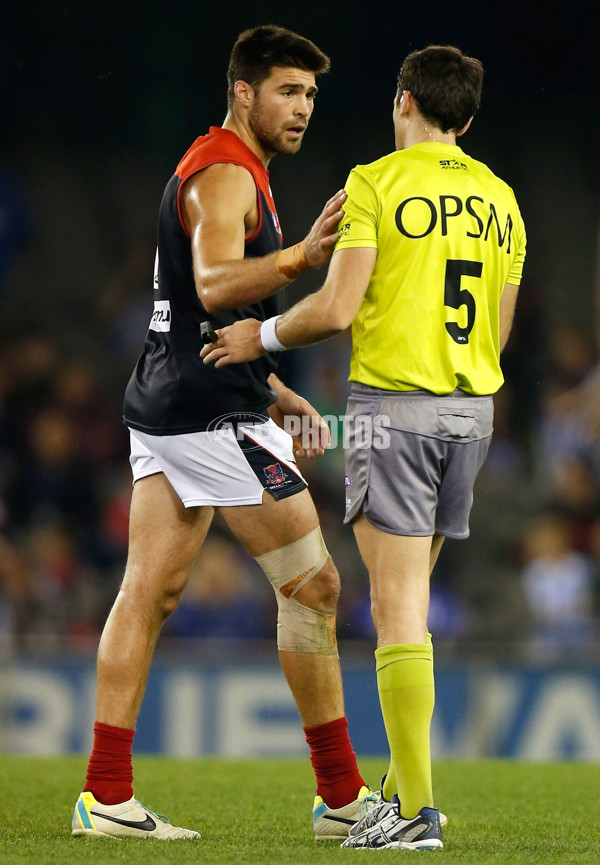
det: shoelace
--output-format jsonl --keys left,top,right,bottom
{"left": 135, "top": 800, "right": 170, "bottom": 824}
{"left": 358, "top": 792, "right": 384, "bottom": 821}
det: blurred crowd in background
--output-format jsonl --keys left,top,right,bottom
{"left": 1, "top": 156, "right": 600, "bottom": 664}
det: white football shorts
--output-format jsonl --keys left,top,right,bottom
{"left": 129, "top": 419, "right": 307, "bottom": 508}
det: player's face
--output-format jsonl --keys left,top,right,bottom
{"left": 248, "top": 66, "right": 317, "bottom": 155}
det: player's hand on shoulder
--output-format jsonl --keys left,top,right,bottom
{"left": 303, "top": 189, "right": 347, "bottom": 269}
{"left": 200, "top": 319, "right": 264, "bottom": 367}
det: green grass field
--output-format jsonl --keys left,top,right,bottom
{"left": 1, "top": 755, "right": 599, "bottom": 864}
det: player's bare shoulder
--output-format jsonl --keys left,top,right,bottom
{"left": 180, "top": 162, "right": 259, "bottom": 234}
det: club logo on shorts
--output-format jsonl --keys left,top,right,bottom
{"left": 345, "top": 474, "right": 352, "bottom": 488}
{"left": 264, "top": 463, "right": 288, "bottom": 486}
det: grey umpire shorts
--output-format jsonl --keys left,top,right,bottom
{"left": 343, "top": 384, "right": 494, "bottom": 539}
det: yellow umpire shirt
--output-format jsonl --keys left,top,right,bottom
{"left": 335, "top": 142, "right": 526, "bottom": 395}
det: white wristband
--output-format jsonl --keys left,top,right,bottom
{"left": 260, "top": 315, "right": 287, "bottom": 352}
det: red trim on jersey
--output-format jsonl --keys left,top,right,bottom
{"left": 175, "top": 126, "right": 279, "bottom": 243}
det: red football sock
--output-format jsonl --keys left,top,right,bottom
{"left": 303, "top": 716, "right": 366, "bottom": 809}
{"left": 83, "top": 721, "right": 135, "bottom": 805}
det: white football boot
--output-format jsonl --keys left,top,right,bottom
{"left": 313, "top": 785, "right": 380, "bottom": 840}
{"left": 72, "top": 791, "right": 200, "bottom": 839}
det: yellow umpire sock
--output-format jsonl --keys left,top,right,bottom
{"left": 376, "top": 636, "right": 434, "bottom": 818}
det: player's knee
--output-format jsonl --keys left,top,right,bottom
{"left": 115, "top": 575, "right": 185, "bottom": 630}
{"left": 276, "top": 596, "right": 338, "bottom": 656}
{"left": 296, "top": 557, "right": 340, "bottom": 614}
{"left": 254, "top": 525, "right": 339, "bottom": 613}
{"left": 254, "top": 526, "right": 339, "bottom": 655}
{"left": 255, "top": 525, "right": 330, "bottom": 599}
{"left": 139, "top": 571, "right": 187, "bottom": 621}
{"left": 159, "top": 585, "right": 185, "bottom": 619}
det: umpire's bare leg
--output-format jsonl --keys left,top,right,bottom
{"left": 353, "top": 517, "right": 444, "bottom": 646}
{"left": 352, "top": 515, "right": 444, "bottom": 819}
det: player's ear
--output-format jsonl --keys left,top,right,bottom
{"left": 456, "top": 116, "right": 473, "bottom": 137}
{"left": 234, "top": 80, "right": 254, "bottom": 108}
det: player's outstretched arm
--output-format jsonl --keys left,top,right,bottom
{"left": 181, "top": 163, "right": 346, "bottom": 313}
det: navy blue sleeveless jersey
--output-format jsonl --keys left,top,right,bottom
{"left": 123, "top": 127, "right": 283, "bottom": 434}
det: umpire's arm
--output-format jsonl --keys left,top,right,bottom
{"left": 499, "top": 282, "right": 519, "bottom": 352}
{"left": 200, "top": 246, "right": 376, "bottom": 367}
{"left": 274, "top": 246, "right": 377, "bottom": 347}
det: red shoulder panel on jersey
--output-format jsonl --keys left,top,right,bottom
{"left": 175, "top": 126, "right": 274, "bottom": 241}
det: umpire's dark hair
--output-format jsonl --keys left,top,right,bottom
{"left": 397, "top": 45, "right": 484, "bottom": 133}
{"left": 227, "top": 25, "right": 330, "bottom": 108}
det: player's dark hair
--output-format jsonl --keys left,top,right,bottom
{"left": 227, "top": 25, "right": 330, "bottom": 107}
{"left": 397, "top": 45, "right": 483, "bottom": 133}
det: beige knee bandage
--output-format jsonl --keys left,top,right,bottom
{"left": 255, "top": 526, "right": 338, "bottom": 655}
